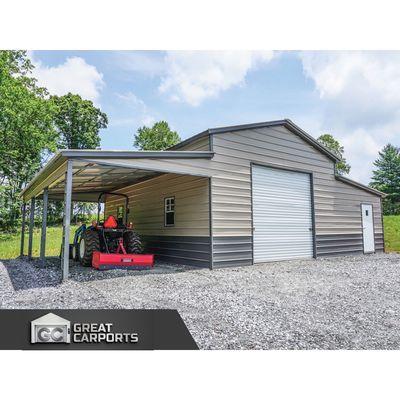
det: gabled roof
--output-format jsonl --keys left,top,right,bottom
{"left": 172, "top": 119, "right": 386, "bottom": 197}
{"left": 171, "top": 119, "right": 341, "bottom": 162}
{"left": 31, "top": 312, "right": 70, "bottom": 325}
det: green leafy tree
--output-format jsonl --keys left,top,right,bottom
{"left": 51, "top": 93, "right": 108, "bottom": 221}
{"left": 51, "top": 93, "right": 108, "bottom": 149}
{"left": 370, "top": 144, "right": 400, "bottom": 215}
{"left": 317, "top": 133, "right": 351, "bottom": 175}
{"left": 134, "top": 121, "right": 180, "bottom": 150}
{"left": 0, "top": 50, "right": 57, "bottom": 230}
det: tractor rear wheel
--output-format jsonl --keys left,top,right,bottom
{"left": 79, "top": 229, "right": 100, "bottom": 267}
{"left": 123, "top": 230, "right": 143, "bottom": 254}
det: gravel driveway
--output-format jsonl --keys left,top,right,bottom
{"left": 1, "top": 253, "right": 400, "bottom": 349}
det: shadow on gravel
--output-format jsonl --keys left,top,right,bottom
{"left": 2, "top": 257, "right": 61, "bottom": 291}
{"left": 2, "top": 256, "right": 194, "bottom": 291}
{"left": 68, "top": 260, "right": 195, "bottom": 283}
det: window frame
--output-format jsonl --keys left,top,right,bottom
{"left": 164, "top": 196, "right": 175, "bottom": 227}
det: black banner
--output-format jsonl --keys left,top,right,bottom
{"left": 0, "top": 309, "right": 198, "bottom": 350}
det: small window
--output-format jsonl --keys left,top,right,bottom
{"left": 164, "top": 197, "right": 175, "bottom": 227}
{"left": 365, "top": 210, "right": 369, "bottom": 216}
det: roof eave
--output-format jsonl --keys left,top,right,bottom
{"left": 20, "top": 151, "right": 65, "bottom": 198}
{"left": 169, "top": 119, "right": 341, "bottom": 163}
{"left": 335, "top": 174, "right": 386, "bottom": 197}
{"left": 282, "top": 119, "right": 341, "bottom": 163}
{"left": 184, "top": 119, "right": 341, "bottom": 163}
{"left": 60, "top": 149, "right": 214, "bottom": 159}
{"left": 20, "top": 150, "right": 214, "bottom": 199}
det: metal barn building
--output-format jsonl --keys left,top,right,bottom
{"left": 20, "top": 120, "right": 385, "bottom": 279}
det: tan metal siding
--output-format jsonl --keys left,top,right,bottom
{"left": 101, "top": 125, "right": 383, "bottom": 267}
{"left": 210, "top": 126, "right": 383, "bottom": 261}
{"left": 105, "top": 173, "right": 210, "bottom": 237}
{"left": 175, "top": 135, "right": 210, "bottom": 151}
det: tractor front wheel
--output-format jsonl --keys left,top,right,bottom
{"left": 79, "top": 229, "right": 100, "bottom": 267}
{"left": 124, "top": 230, "right": 143, "bottom": 254}
{"left": 72, "top": 244, "right": 79, "bottom": 261}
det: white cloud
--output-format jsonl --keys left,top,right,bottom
{"left": 299, "top": 51, "right": 400, "bottom": 183}
{"left": 115, "top": 51, "right": 276, "bottom": 106}
{"left": 159, "top": 51, "right": 275, "bottom": 106}
{"left": 31, "top": 55, "right": 105, "bottom": 103}
{"left": 113, "top": 92, "right": 155, "bottom": 127}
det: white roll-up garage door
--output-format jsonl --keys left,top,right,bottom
{"left": 252, "top": 165, "right": 314, "bottom": 262}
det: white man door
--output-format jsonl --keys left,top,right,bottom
{"left": 361, "top": 204, "right": 375, "bottom": 253}
{"left": 252, "top": 165, "right": 314, "bottom": 262}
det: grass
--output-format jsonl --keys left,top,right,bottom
{"left": 0, "top": 225, "right": 79, "bottom": 259}
{"left": 0, "top": 217, "right": 399, "bottom": 259}
{"left": 383, "top": 215, "right": 400, "bottom": 252}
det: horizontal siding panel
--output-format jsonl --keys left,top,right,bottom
{"left": 218, "top": 135, "right": 333, "bottom": 168}
{"left": 105, "top": 174, "right": 210, "bottom": 237}
{"left": 207, "top": 126, "right": 383, "bottom": 263}
{"left": 212, "top": 236, "right": 253, "bottom": 268}
{"left": 142, "top": 235, "right": 211, "bottom": 268}
{"left": 318, "top": 249, "right": 364, "bottom": 257}
{"left": 316, "top": 231, "right": 383, "bottom": 256}
{"left": 234, "top": 128, "right": 333, "bottom": 162}
{"left": 108, "top": 176, "right": 208, "bottom": 200}
{"left": 176, "top": 135, "right": 210, "bottom": 151}
{"left": 212, "top": 177, "right": 251, "bottom": 189}
{"left": 213, "top": 230, "right": 252, "bottom": 237}
{"left": 213, "top": 251, "right": 253, "bottom": 262}
{"left": 214, "top": 146, "right": 334, "bottom": 176}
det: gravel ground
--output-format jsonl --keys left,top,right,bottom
{"left": 1, "top": 253, "right": 400, "bottom": 349}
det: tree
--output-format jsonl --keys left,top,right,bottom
{"left": 51, "top": 93, "right": 108, "bottom": 149}
{"left": 134, "top": 121, "right": 180, "bottom": 150}
{"left": 317, "top": 133, "right": 351, "bottom": 175}
{"left": 51, "top": 93, "right": 108, "bottom": 222}
{"left": 0, "top": 51, "right": 57, "bottom": 230}
{"left": 370, "top": 144, "right": 400, "bottom": 215}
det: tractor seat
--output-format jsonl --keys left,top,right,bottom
{"left": 103, "top": 215, "right": 118, "bottom": 229}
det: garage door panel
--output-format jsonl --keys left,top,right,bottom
{"left": 252, "top": 165, "right": 314, "bottom": 262}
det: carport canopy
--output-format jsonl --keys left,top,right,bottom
{"left": 19, "top": 149, "right": 214, "bottom": 280}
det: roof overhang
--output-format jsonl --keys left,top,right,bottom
{"left": 21, "top": 150, "right": 214, "bottom": 202}
{"left": 335, "top": 174, "right": 386, "bottom": 197}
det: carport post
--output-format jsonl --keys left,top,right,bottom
{"left": 40, "top": 188, "right": 48, "bottom": 265}
{"left": 20, "top": 203, "right": 27, "bottom": 257}
{"left": 28, "top": 197, "right": 35, "bottom": 259}
{"left": 62, "top": 160, "right": 73, "bottom": 280}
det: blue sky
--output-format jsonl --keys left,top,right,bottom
{"left": 31, "top": 51, "right": 400, "bottom": 183}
